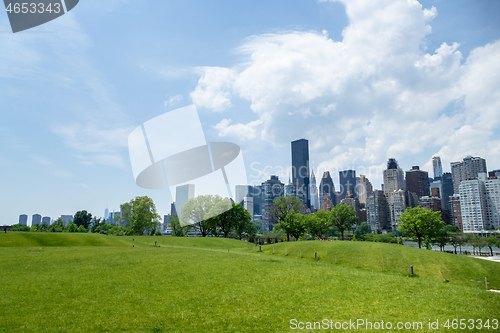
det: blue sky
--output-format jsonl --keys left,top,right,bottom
{"left": 1, "top": 0, "right": 500, "bottom": 225}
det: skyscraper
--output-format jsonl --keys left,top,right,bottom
{"left": 32, "top": 214, "right": 42, "bottom": 226}
{"left": 19, "top": 214, "right": 28, "bottom": 225}
{"left": 339, "top": 169, "right": 356, "bottom": 201}
{"left": 357, "top": 175, "right": 373, "bottom": 207}
{"left": 261, "top": 175, "right": 285, "bottom": 230}
{"left": 175, "top": 184, "right": 195, "bottom": 215}
{"left": 319, "top": 171, "right": 335, "bottom": 208}
{"left": 309, "top": 171, "right": 319, "bottom": 210}
{"left": 383, "top": 158, "right": 405, "bottom": 194}
{"left": 451, "top": 156, "right": 487, "bottom": 194}
{"left": 291, "top": 139, "right": 310, "bottom": 208}
{"left": 367, "top": 190, "right": 390, "bottom": 232}
{"left": 432, "top": 156, "right": 443, "bottom": 180}
{"left": 405, "top": 166, "right": 430, "bottom": 198}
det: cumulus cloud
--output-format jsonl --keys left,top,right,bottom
{"left": 190, "top": 0, "right": 500, "bottom": 186}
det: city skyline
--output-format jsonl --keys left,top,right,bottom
{"left": 2, "top": 0, "right": 500, "bottom": 225}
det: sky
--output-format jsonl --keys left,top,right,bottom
{"left": 1, "top": 0, "right": 500, "bottom": 225}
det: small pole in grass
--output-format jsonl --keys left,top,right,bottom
{"left": 485, "top": 277, "right": 488, "bottom": 290}
{"left": 315, "top": 252, "right": 318, "bottom": 261}
{"left": 132, "top": 244, "right": 134, "bottom": 247}
{"left": 410, "top": 265, "right": 414, "bottom": 276}
{"left": 155, "top": 241, "right": 157, "bottom": 247}
{"left": 259, "top": 245, "right": 261, "bottom": 252}
{"left": 228, "top": 248, "right": 230, "bottom": 254}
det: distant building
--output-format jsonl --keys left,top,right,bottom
{"left": 261, "top": 175, "right": 285, "bottom": 230}
{"left": 243, "top": 197, "right": 254, "bottom": 216}
{"left": 19, "top": 214, "right": 28, "bottom": 225}
{"left": 449, "top": 195, "right": 462, "bottom": 230}
{"left": 60, "top": 215, "right": 73, "bottom": 225}
{"left": 357, "top": 175, "right": 373, "bottom": 208}
{"left": 458, "top": 173, "right": 500, "bottom": 233}
{"left": 42, "top": 216, "right": 51, "bottom": 225}
{"left": 319, "top": 171, "right": 336, "bottom": 208}
{"left": 104, "top": 207, "right": 109, "bottom": 220}
{"left": 340, "top": 191, "right": 361, "bottom": 225}
{"left": 291, "top": 139, "right": 310, "bottom": 208}
{"left": 387, "top": 190, "right": 407, "bottom": 231}
{"left": 285, "top": 183, "right": 297, "bottom": 197}
{"left": 419, "top": 196, "right": 442, "bottom": 213}
{"left": 432, "top": 156, "right": 443, "bottom": 180}
{"left": 367, "top": 190, "right": 390, "bottom": 232}
{"left": 405, "top": 166, "right": 430, "bottom": 198}
{"left": 321, "top": 195, "right": 334, "bottom": 211}
{"left": 451, "top": 156, "right": 487, "bottom": 194}
{"left": 175, "top": 184, "right": 195, "bottom": 215}
{"left": 235, "top": 185, "right": 261, "bottom": 216}
{"left": 383, "top": 158, "right": 405, "bottom": 194}
{"left": 32, "top": 214, "right": 42, "bottom": 226}
{"left": 310, "top": 171, "right": 319, "bottom": 211}
{"left": 339, "top": 170, "right": 356, "bottom": 202}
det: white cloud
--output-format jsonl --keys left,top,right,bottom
{"left": 190, "top": 0, "right": 500, "bottom": 187}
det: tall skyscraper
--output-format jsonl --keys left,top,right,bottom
{"left": 387, "top": 189, "right": 407, "bottom": 231}
{"left": 104, "top": 207, "right": 109, "bottom": 220}
{"left": 42, "top": 216, "right": 51, "bottom": 225}
{"left": 432, "top": 156, "right": 443, "bottom": 180}
{"left": 405, "top": 166, "right": 430, "bottom": 198}
{"left": 291, "top": 139, "right": 310, "bottom": 208}
{"left": 449, "top": 195, "right": 462, "bottom": 230}
{"left": 175, "top": 184, "right": 195, "bottom": 215}
{"left": 451, "top": 156, "right": 487, "bottom": 194}
{"left": 357, "top": 175, "right": 373, "bottom": 207}
{"left": 339, "top": 169, "right": 356, "bottom": 201}
{"left": 319, "top": 171, "right": 335, "bottom": 208}
{"left": 383, "top": 158, "right": 405, "bottom": 194}
{"left": 309, "top": 171, "right": 319, "bottom": 210}
{"left": 32, "top": 214, "right": 42, "bottom": 226}
{"left": 261, "top": 175, "right": 285, "bottom": 230}
{"left": 459, "top": 177, "right": 488, "bottom": 232}
{"left": 19, "top": 214, "right": 28, "bottom": 225}
{"left": 367, "top": 190, "right": 390, "bottom": 232}
{"left": 341, "top": 192, "right": 361, "bottom": 224}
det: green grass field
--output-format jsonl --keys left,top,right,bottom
{"left": 1, "top": 233, "right": 499, "bottom": 332}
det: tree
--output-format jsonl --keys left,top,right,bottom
{"left": 433, "top": 229, "right": 449, "bottom": 252}
{"left": 90, "top": 217, "right": 102, "bottom": 233}
{"left": 67, "top": 222, "right": 78, "bottom": 233}
{"left": 354, "top": 222, "right": 371, "bottom": 237}
{"left": 398, "top": 207, "right": 444, "bottom": 248}
{"left": 10, "top": 224, "right": 30, "bottom": 232}
{"left": 331, "top": 204, "right": 358, "bottom": 240}
{"left": 170, "top": 214, "right": 189, "bottom": 237}
{"left": 73, "top": 210, "right": 93, "bottom": 230}
{"left": 180, "top": 195, "right": 222, "bottom": 237}
{"left": 278, "top": 211, "right": 306, "bottom": 241}
{"left": 268, "top": 196, "right": 303, "bottom": 241}
{"left": 49, "top": 218, "right": 65, "bottom": 232}
{"left": 231, "top": 204, "right": 254, "bottom": 240}
{"left": 486, "top": 234, "right": 499, "bottom": 256}
{"left": 120, "top": 196, "right": 161, "bottom": 236}
{"left": 307, "top": 210, "right": 333, "bottom": 239}
{"left": 207, "top": 200, "right": 235, "bottom": 238}
{"left": 77, "top": 225, "right": 86, "bottom": 233}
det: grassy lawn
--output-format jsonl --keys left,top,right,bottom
{"left": 1, "top": 233, "right": 499, "bottom": 332}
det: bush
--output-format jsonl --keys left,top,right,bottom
{"left": 155, "top": 230, "right": 162, "bottom": 236}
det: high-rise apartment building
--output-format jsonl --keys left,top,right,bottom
{"left": 175, "top": 184, "right": 195, "bottom": 215}
{"left": 42, "top": 216, "right": 51, "bottom": 225}
{"left": 261, "top": 175, "right": 285, "bottom": 230}
{"left": 366, "top": 190, "right": 390, "bottom": 232}
{"left": 383, "top": 158, "right": 405, "bottom": 194}
{"left": 310, "top": 171, "right": 319, "bottom": 211}
{"left": 32, "top": 214, "right": 42, "bottom": 226}
{"left": 339, "top": 170, "right": 356, "bottom": 201}
{"left": 432, "top": 156, "right": 443, "bottom": 180}
{"left": 291, "top": 139, "right": 310, "bottom": 208}
{"left": 243, "top": 197, "right": 254, "bottom": 216}
{"left": 387, "top": 190, "right": 407, "bottom": 231}
{"left": 357, "top": 175, "right": 373, "bottom": 207}
{"left": 340, "top": 191, "right": 361, "bottom": 225}
{"left": 19, "top": 214, "right": 28, "bottom": 225}
{"left": 235, "top": 185, "right": 261, "bottom": 216}
{"left": 405, "top": 166, "right": 430, "bottom": 198}
{"left": 449, "top": 194, "right": 462, "bottom": 230}
{"left": 60, "top": 215, "right": 73, "bottom": 225}
{"left": 319, "top": 171, "right": 336, "bottom": 208}
{"left": 451, "top": 156, "right": 487, "bottom": 194}
{"left": 459, "top": 178, "right": 488, "bottom": 232}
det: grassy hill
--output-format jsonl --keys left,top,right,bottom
{"left": 1, "top": 233, "right": 499, "bottom": 332}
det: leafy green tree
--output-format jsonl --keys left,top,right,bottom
{"left": 486, "top": 234, "right": 499, "bottom": 256}
{"left": 280, "top": 211, "right": 306, "bottom": 240}
{"left": 180, "top": 195, "right": 222, "bottom": 237}
{"left": 120, "top": 196, "right": 161, "bottom": 236}
{"left": 307, "top": 210, "right": 332, "bottom": 239}
{"left": 354, "top": 222, "right": 371, "bottom": 237}
{"left": 30, "top": 224, "right": 39, "bottom": 232}
{"left": 433, "top": 229, "right": 449, "bottom": 252}
{"left": 67, "top": 222, "right": 78, "bottom": 233}
{"left": 77, "top": 225, "right": 86, "bottom": 233}
{"left": 49, "top": 218, "right": 65, "bottom": 232}
{"left": 206, "top": 200, "right": 235, "bottom": 238}
{"left": 268, "top": 196, "right": 303, "bottom": 241}
{"left": 10, "top": 224, "right": 30, "bottom": 232}
{"left": 331, "top": 204, "right": 358, "bottom": 240}
{"left": 170, "top": 214, "right": 189, "bottom": 237}
{"left": 398, "top": 207, "right": 444, "bottom": 248}
{"left": 73, "top": 210, "right": 93, "bottom": 230}
{"left": 90, "top": 217, "right": 102, "bottom": 233}
{"left": 231, "top": 203, "right": 254, "bottom": 240}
